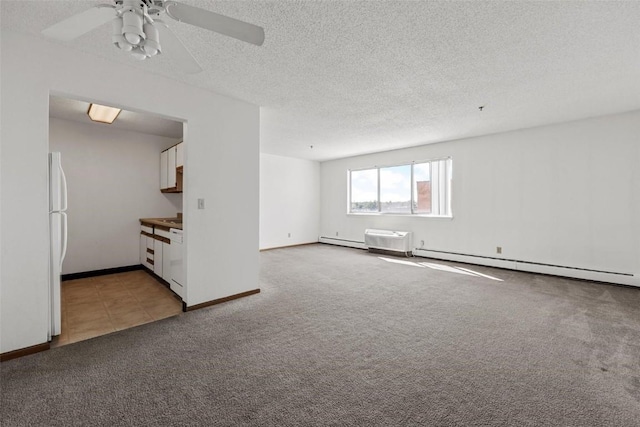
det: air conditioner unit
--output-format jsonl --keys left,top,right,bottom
{"left": 364, "top": 229, "right": 413, "bottom": 256}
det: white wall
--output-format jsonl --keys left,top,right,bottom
{"left": 1, "top": 31, "right": 259, "bottom": 354}
{"left": 50, "top": 117, "right": 182, "bottom": 274}
{"left": 260, "top": 153, "right": 320, "bottom": 249}
{"left": 320, "top": 110, "right": 640, "bottom": 285}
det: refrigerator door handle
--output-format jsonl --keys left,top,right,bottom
{"left": 59, "top": 157, "right": 68, "bottom": 212}
{"left": 60, "top": 212, "right": 68, "bottom": 266}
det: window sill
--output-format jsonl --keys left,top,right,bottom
{"left": 347, "top": 212, "right": 453, "bottom": 219}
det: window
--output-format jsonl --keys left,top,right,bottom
{"left": 350, "top": 168, "right": 378, "bottom": 213}
{"left": 349, "top": 158, "right": 452, "bottom": 216}
{"left": 380, "top": 165, "right": 411, "bottom": 213}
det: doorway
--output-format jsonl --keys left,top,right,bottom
{"left": 48, "top": 95, "right": 185, "bottom": 346}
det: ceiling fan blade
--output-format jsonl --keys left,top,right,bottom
{"left": 42, "top": 4, "right": 116, "bottom": 41}
{"left": 164, "top": 1, "right": 265, "bottom": 46}
{"left": 155, "top": 21, "right": 203, "bottom": 74}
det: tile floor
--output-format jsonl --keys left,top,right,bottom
{"left": 53, "top": 269, "right": 182, "bottom": 347}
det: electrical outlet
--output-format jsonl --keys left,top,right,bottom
{"left": 496, "top": 246, "right": 502, "bottom": 254}
{"left": 336, "top": 231, "right": 339, "bottom": 237}
{"left": 288, "top": 233, "right": 291, "bottom": 238}
{"left": 197, "top": 198, "right": 205, "bottom": 209}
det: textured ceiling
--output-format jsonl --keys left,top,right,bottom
{"left": 2, "top": 1, "right": 640, "bottom": 161}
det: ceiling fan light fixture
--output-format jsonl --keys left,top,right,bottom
{"left": 87, "top": 103, "right": 122, "bottom": 124}
{"left": 41, "top": 0, "right": 266, "bottom": 74}
{"left": 130, "top": 47, "right": 148, "bottom": 61}
{"left": 142, "top": 22, "right": 161, "bottom": 57}
{"left": 119, "top": 39, "right": 134, "bottom": 52}
{"left": 111, "top": 18, "right": 133, "bottom": 51}
{"left": 121, "top": 9, "right": 144, "bottom": 46}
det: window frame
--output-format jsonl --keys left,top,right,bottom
{"left": 347, "top": 156, "right": 453, "bottom": 218}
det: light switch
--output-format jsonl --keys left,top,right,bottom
{"left": 197, "top": 198, "right": 205, "bottom": 209}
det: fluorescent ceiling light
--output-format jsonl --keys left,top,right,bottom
{"left": 87, "top": 103, "right": 122, "bottom": 124}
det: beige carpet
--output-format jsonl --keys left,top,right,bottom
{"left": 2, "top": 244, "right": 640, "bottom": 426}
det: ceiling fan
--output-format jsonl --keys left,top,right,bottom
{"left": 41, "top": 0, "right": 265, "bottom": 74}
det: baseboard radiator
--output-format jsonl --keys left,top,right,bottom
{"left": 364, "top": 229, "right": 413, "bottom": 256}
{"left": 413, "top": 248, "right": 639, "bottom": 288}
{"left": 318, "top": 236, "right": 638, "bottom": 287}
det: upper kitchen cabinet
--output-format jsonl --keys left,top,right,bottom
{"left": 160, "top": 142, "right": 183, "bottom": 193}
{"left": 167, "top": 146, "right": 177, "bottom": 189}
{"left": 176, "top": 142, "right": 184, "bottom": 168}
{"left": 160, "top": 150, "right": 169, "bottom": 190}
{"left": 175, "top": 142, "right": 184, "bottom": 192}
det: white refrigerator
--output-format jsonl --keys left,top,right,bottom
{"left": 49, "top": 152, "right": 68, "bottom": 339}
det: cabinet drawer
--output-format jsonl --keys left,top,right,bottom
{"left": 155, "top": 228, "right": 171, "bottom": 240}
{"left": 141, "top": 225, "right": 154, "bottom": 234}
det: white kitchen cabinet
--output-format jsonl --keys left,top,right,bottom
{"left": 167, "top": 146, "right": 177, "bottom": 189}
{"left": 145, "top": 236, "right": 154, "bottom": 270}
{"left": 160, "top": 143, "right": 182, "bottom": 193}
{"left": 154, "top": 238, "right": 163, "bottom": 277}
{"left": 139, "top": 234, "right": 146, "bottom": 265}
{"left": 160, "top": 150, "right": 168, "bottom": 190}
{"left": 176, "top": 142, "right": 184, "bottom": 168}
{"left": 162, "top": 241, "right": 171, "bottom": 281}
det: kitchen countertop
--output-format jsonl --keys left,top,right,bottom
{"left": 140, "top": 217, "right": 183, "bottom": 230}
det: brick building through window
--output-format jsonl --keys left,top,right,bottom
{"left": 417, "top": 180, "right": 431, "bottom": 213}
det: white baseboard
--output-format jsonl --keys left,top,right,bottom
{"left": 318, "top": 236, "right": 367, "bottom": 250}
{"left": 513, "top": 262, "right": 639, "bottom": 287}
{"left": 417, "top": 249, "right": 518, "bottom": 270}
{"left": 260, "top": 241, "right": 318, "bottom": 251}
{"left": 414, "top": 249, "right": 638, "bottom": 287}
{"left": 318, "top": 238, "right": 638, "bottom": 287}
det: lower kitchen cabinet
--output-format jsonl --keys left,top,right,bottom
{"left": 162, "top": 241, "right": 171, "bottom": 281}
{"left": 154, "top": 238, "right": 164, "bottom": 277}
{"left": 139, "top": 223, "right": 180, "bottom": 296}
{"left": 139, "top": 234, "right": 146, "bottom": 265}
{"left": 145, "top": 236, "right": 154, "bottom": 270}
